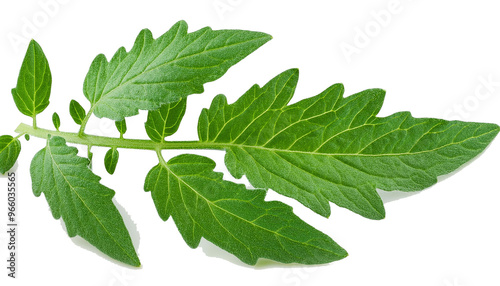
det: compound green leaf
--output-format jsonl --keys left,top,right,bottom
{"left": 30, "top": 136, "right": 140, "bottom": 266}
{"left": 0, "top": 135, "right": 21, "bottom": 174}
{"left": 145, "top": 98, "right": 186, "bottom": 142}
{"left": 83, "top": 20, "right": 272, "bottom": 121}
{"left": 198, "top": 69, "right": 500, "bottom": 219}
{"left": 144, "top": 154, "right": 347, "bottom": 265}
{"left": 12, "top": 40, "right": 52, "bottom": 118}
{"left": 69, "top": 100, "right": 86, "bottom": 125}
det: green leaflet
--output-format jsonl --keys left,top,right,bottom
{"left": 115, "top": 119, "right": 127, "bottom": 137}
{"left": 144, "top": 153, "right": 347, "bottom": 265}
{"left": 52, "top": 112, "right": 61, "bottom": 131}
{"left": 83, "top": 20, "right": 272, "bottom": 121}
{"left": 69, "top": 100, "right": 86, "bottom": 125}
{"left": 104, "top": 147, "right": 119, "bottom": 175}
{"left": 0, "top": 135, "right": 21, "bottom": 174}
{"left": 145, "top": 98, "right": 186, "bottom": 142}
{"left": 87, "top": 147, "right": 94, "bottom": 169}
{"left": 11, "top": 40, "right": 52, "bottom": 121}
{"left": 30, "top": 136, "right": 140, "bottom": 266}
{"left": 198, "top": 69, "right": 500, "bottom": 219}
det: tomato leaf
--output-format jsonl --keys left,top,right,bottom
{"left": 145, "top": 98, "right": 186, "bottom": 142}
{"left": 144, "top": 153, "right": 347, "bottom": 265}
{"left": 0, "top": 135, "right": 21, "bottom": 174}
{"left": 11, "top": 40, "right": 52, "bottom": 120}
{"left": 30, "top": 136, "right": 140, "bottom": 266}
{"left": 198, "top": 69, "right": 500, "bottom": 219}
{"left": 83, "top": 20, "right": 271, "bottom": 121}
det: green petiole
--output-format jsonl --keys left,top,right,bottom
{"left": 15, "top": 123, "right": 222, "bottom": 151}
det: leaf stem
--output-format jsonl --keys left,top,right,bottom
{"left": 78, "top": 107, "right": 94, "bottom": 136}
{"left": 13, "top": 133, "right": 25, "bottom": 140}
{"left": 155, "top": 149, "right": 168, "bottom": 166}
{"left": 15, "top": 123, "right": 224, "bottom": 151}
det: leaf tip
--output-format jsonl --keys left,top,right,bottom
{"left": 338, "top": 249, "right": 349, "bottom": 260}
{"left": 373, "top": 208, "right": 386, "bottom": 220}
{"left": 137, "top": 28, "right": 153, "bottom": 40}
{"left": 492, "top": 123, "right": 500, "bottom": 132}
{"left": 175, "top": 19, "right": 188, "bottom": 28}
{"left": 288, "top": 67, "right": 299, "bottom": 75}
{"left": 260, "top": 32, "right": 273, "bottom": 43}
{"left": 28, "top": 39, "right": 45, "bottom": 54}
{"left": 130, "top": 257, "right": 142, "bottom": 267}
{"left": 371, "top": 88, "right": 387, "bottom": 98}
{"left": 28, "top": 38, "right": 38, "bottom": 47}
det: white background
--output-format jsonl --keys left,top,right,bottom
{"left": 1, "top": 1, "right": 500, "bottom": 285}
